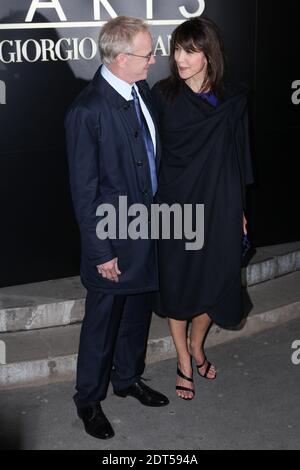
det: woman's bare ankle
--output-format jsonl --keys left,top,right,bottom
{"left": 177, "top": 354, "right": 192, "bottom": 372}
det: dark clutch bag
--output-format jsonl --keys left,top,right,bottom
{"left": 242, "top": 233, "right": 251, "bottom": 258}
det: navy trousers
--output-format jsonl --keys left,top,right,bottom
{"left": 73, "top": 290, "right": 153, "bottom": 409}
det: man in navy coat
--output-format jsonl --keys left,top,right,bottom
{"left": 65, "top": 16, "right": 169, "bottom": 440}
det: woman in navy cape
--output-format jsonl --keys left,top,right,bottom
{"left": 152, "top": 17, "right": 254, "bottom": 400}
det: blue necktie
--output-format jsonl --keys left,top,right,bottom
{"left": 131, "top": 86, "right": 158, "bottom": 196}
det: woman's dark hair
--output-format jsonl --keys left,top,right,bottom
{"left": 160, "top": 16, "right": 226, "bottom": 99}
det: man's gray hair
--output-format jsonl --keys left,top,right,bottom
{"left": 99, "top": 16, "right": 149, "bottom": 65}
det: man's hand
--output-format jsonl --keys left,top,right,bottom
{"left": 97, "top": 257, "right": 121, "bottom": 283}
{"left": 243, "top": 212, "right": 248, "bottom": 235}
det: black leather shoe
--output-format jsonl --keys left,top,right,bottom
{"left": 114, "top": 380, "right": 169, "bottom": 407}
{"left": 77, "top": 403, "right": 114, "bottom": 439}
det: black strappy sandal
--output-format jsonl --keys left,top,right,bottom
{"left": 176, "top": 365, "right": 195, "bottom": 400}
{"left": 196, "top": 357, "right": 217, "bottom": 380}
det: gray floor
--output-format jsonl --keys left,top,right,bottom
{"left": 0, "top": 317, "right": 300, "bottom": 450}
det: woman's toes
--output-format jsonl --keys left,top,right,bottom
{"left": 208, "top": 366, "right": 216, "bottom": 378}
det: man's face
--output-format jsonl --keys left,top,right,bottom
{"left": 124, "top": 31, "right": 155, "bottom": 83}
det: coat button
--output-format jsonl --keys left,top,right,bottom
{"left": 142, "top": 190, "right": 149, "bottom": 197}
{"left": 134, "top": 131, "right": 139, "bottom": 138}
{"left": 136, "top": 160, "right": 143, "bottom": 166}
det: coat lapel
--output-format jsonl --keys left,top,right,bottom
{"left": 92, "top": 66, "right": 140, "bottom": 135}
{"left": 91, "top": 68, "right": 161, "bottom": 172}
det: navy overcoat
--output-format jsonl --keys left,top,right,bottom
{"left": 65, "top": 66, "right": 161, "bottom": 294}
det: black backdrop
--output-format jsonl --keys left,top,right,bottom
{"left": 0, "top": 0, "right": 299, "bottom": 287}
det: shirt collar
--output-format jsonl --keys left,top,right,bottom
{"left": 101, "top": 64, "right": 135, "bottom": 102}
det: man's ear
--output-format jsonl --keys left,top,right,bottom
{"left": 116, "top": 53, "right": 128, "bottom": 69}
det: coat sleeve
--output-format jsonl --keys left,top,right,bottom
{"left": 238, "top": 105, "right": 254, "bottom": 186}
{"left": 65, "top": 104, "right": 116, "bottom": 266}
{"left": 235, "top": 100, "right": 254, "bottom": 209}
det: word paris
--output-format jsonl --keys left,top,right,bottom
{"left": 24, "top": 0, "right": 206, "bottom": 22}
{"left": 0, "top": 1, "right": 206, "bottom": 63}
{"left": 96, "top": 197, "right": 205, "bottom": 251}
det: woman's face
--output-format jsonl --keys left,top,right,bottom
{"left": 174, "top": 44, "right": 208, "bottom": 82}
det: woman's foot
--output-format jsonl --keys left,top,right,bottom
{"left": 196, "top": 356, "right": 217, "bottom": 380}
{"left": 176, "top": 360, "right": 195, "bottom": 400}
{"left": 190, "top": 344, "right": 216, "bottom": 380}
